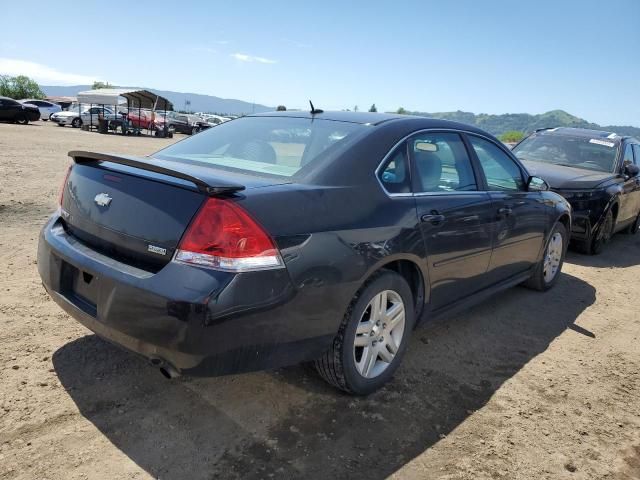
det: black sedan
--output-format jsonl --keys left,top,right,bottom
{"left": 38, "top": 111, "right": 570, "bottom": 394}
{"left": 0, "top": 96, "right": 40, "bottom": 124}
{"left": 513, "top": 127, "right": 640, "bottom": 254}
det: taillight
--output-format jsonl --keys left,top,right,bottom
{"left": 174, "top": 197, "right": 283, "bottom": 272}
{"left": 58, "top": 165, "right": 72, "bottom": 207}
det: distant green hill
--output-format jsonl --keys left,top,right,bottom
{"left": 407, "top": 109, "right": 640, "bottom": 138}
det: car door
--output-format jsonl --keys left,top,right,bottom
{"left": 466, "top": 134, "right": 547, "bottom": 284}
{"left": 84, "top": 107, "right": 103, "bottom": 126}
{"left": 631, "top": 145, "right": 640, "bottom": 219}
{"left": 617, "top": 143, "right": 640, "bottom": 225}
{"left": 407, "top": 131, "right": 494, "bottom": 311}
{"left": 0, "top": 98, "right": 20, "bottom": 120}
{"left": 0, "top": 99, "right": 8, "bottom": 120}
{"left": 176, "top": 115, "right": 189, "bottom": 133}
{"left": 38, "top": 101, "right": 53, "bottom": 118}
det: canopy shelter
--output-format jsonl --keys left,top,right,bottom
{"left": 76, "top": 88, "right": 173, "bottom": 111}
{"left": 75, "top": 88, "right": 174, "bottom": 136}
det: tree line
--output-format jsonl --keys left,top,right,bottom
{"left": 0, "top": 75, "right": 45, "bottom": 99}
{"left": 1, "top": 74, "right": 530, "bottom": 141}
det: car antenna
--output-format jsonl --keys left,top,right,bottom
{"left": 309, "top": 100, "right": 323, "bottom": 115}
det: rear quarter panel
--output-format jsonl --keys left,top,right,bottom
{"left": 236, "top": 182, "right": 426, "bottom": 338}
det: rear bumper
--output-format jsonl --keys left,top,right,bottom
{"left": 38, "top": 214, "right": 334, "bottom": 376}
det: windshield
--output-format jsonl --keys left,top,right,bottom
{"left": 513, "top": 134, "right": 619, "bottom": 173}
{"left": 154, "top": 116, "right": 367, "bottom": 178}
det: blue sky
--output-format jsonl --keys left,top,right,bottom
{"left": 2, "top": 0, "right": 638, "bottom": 126}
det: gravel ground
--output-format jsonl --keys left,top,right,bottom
{"left": 0, "top": 121, "right": 639, "bottom": 480}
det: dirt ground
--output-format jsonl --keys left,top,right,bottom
{"left": 1, "top": 121, "right": 639, "bottom": 480}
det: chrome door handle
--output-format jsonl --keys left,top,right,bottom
{"left": 421, "top": 213, "right": 446, "bottom": 225}
{"left": 498, "top": 207, "right": 513, "bottom": 216}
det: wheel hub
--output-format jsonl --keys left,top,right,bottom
{"left": 543, "top": 232, "right": 563, "bottom": 283}
{"left": 353, "top": 290, "right": 406, "bottom": 379}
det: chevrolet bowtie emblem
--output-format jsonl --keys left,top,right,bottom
{"left": 94, "top": 193, "right": 112, "bottom": 207}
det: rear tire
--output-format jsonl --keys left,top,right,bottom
{"left": 525, "top": 222, "right": 567, "bottom": 291}
{"left": 315, "top": 270, "right": 415, "bottom": 395}
{"left": 71, "top": 117, "right": 82, "bottom": 128}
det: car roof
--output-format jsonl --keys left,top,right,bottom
{"left": 0, "top": 96, "right": 18, "bottom": 101}
{"left": 535, "top": 127, "right": 624, "bottom": 142}
{"left": 249, "top": 110, "right": 408, "bottom": 125}
{"left": 248, "top": 110, "right": 498, "bottom": 136}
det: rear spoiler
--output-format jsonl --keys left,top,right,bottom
{"left": 69, "top": 151, "right": 245, "bottom": 195}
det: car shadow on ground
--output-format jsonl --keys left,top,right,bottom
{"left": 53, "top": 272, "right": 595, "bottom": 480}
{"left": 566, "top": 232, "right": 640, "bottom": 269}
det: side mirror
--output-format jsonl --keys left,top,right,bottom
{"left": 527, "top": 176, "right": 549, "bottom": 192}
{"left": 624, "top": 163, "right": 640, "bottom": 178}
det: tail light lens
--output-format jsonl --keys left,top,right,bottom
{"left": 175, "top": 197, "right": 283, "bottom": 272}
{"left": 58, "top": 165, "right": 72, "bottom": 207}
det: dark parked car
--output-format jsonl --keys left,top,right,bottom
{"left": 513, "top": 127, "right": 640, "bottom": 254}
{"left": 0, "top": 96, "right": 40, "bottom": 124}
{"left": 164, "top": 112, "right": 210, "bottom": 135}
{"left": 38, "top": 111, "right": 570, "bottom": 394}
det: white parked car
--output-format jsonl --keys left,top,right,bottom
{"left": 202, "top": 114, "right": 230, "bottom": 126}
{"left": 51, "top": 106, "right": 119, "bottom": 128}
{"left": 18, "top": 99, "right": 62, "bottom": 120}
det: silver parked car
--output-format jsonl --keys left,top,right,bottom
{"left": 51, "top": 106, "right": 119, "bottom": 128}
{"left": 18, "top": 99, "right": 62, "bottom": 121}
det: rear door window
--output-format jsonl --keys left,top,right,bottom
{"left": 409, "top": 132, "right": 477, "bottom": 193}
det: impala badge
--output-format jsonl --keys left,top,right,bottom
{"left": 94, "top": 193, "right": 112, "bottom": 207}
{"left": 148, "top": 245, "right": 167, "bottom": 256}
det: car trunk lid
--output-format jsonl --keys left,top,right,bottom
{"left": 61, "top": 151, "right": 285, "bottom": 272}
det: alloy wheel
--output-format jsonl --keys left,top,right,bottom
{"left": 543, "top": 232, "right": 563, "bottom": 283}
{"left": 353, "top": 290, "right": 405, "bottom": 379}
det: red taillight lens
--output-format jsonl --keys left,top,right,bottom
{"left": 175, "top": 197, "right": 283, "bottom": 271}
{"left": 58, "top": 165, "right": 72, "bottom": 207}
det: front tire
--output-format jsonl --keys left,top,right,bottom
{"left": 315, "top": 270, "right": 415, "bottom": 395}
{"left": 624, "top": 212, "right": 640, "bottom": 235}
{"left": 589, "top": 208, "right": 614, "bottom": 255}
{"left": 525, "top": 222, "right": 567, "bottom": 291}
{"left": 15, "top": 114, "right": 28, "bottom": 125}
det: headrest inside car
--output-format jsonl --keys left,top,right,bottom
{"left": 414, "top": 141, "right": 438, "bottom": 152}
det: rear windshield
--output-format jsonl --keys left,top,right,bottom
{"left": 154, "top": 116, "right": 366, "bottom": 177}
{"left": 513, "top": 134, "right": 619, "bottom": 173}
